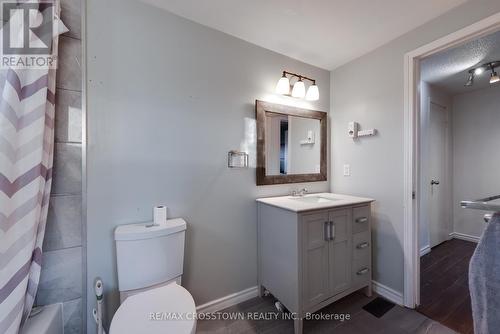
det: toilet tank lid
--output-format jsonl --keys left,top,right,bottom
{"left": 114, "top": 218, "right": 186, "bottom": 241}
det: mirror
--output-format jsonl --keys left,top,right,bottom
{"left": 265, "top": 113, "right": 321, "bottom": 175}
{"left": 256, "top": 100, "right": 327, "bottom": 185}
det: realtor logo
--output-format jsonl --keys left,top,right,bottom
{"left": 1, "top": 1, "right": 57, "bottom": 68}
{"left": 2, "top": 1, "right": 54, "bottom": 54}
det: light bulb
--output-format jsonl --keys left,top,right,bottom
{"left": 275, "top": 75, "right": 290, "bottom": 95}
{"left": 306, "top": 83, "right": 319, "bottom": 101}
{"left": 490, "top": 71, "right": 500, "bottom": 84}
{"left": 291, "top": 79, "right": 306, "bottom": 98}
{"left": 474, "top": 67, "right": 484, "bottom": 75}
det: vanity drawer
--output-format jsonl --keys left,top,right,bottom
{"left": 352, "top": 205, "right": 370, "bottom": 234}
{"left": 352, "top": 260, "right": 371, "bottom": 287}
{"left": 352, "top": 230, "right": 370, "bottom": 261}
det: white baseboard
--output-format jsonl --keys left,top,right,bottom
{"left": 197, "top": 282, "right": 405, "bottom": 312}
{"left": 449, "top": 232, "right": 480, "bottom": 243}
{"left": 196, "top": 286, "right": 258, "bottom": 313}
{"left": 372, "top": 280, "right": 403, "bottom": 306}
{"left": 419, "top": 245, "right": 431, "bottom": 257}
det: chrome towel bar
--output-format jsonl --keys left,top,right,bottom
{"left": 460, "top": 195, "right": 500, "bottom": 212}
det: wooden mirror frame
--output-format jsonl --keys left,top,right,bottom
{"left": 256, "top": 100, "right": 327, "bottom": 186}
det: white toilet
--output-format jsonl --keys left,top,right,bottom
{"left": 109, "top": 218, "right": 196, "bottom": 334}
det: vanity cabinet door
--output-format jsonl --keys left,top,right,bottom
{"left": 302, "top": 211, "right": 330, "bottom": 308}
{"left": 328, "top": 209, "right": 352, "bottom": 295}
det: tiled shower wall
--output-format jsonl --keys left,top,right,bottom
{"left": 36, "top": 1, "right": 84, "bottom": 333}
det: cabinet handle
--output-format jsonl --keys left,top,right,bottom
{"left": 324, "top": 222, "right": 330, "bottom": 241}
{"left": 355, "top": 217, "right": 368, "bottom": 224}
{"left": 356, "top": 268, "right": 370, "bottom": 275}
{"left": 329, "top": 221, "right": 335, "bottom": 240}
{"left": 356, "top": 242, "right": 369, "bottom": 249}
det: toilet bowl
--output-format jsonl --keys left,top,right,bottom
{"left": 110, "top": 282, "right": 196, "bottom": 334}
{"left": 111, "top": 218, "right": 196, "bottom": 333}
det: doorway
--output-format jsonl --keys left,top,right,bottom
{"left": 416, "top": 31, "right": 500, "bottom": 327}
{"left": 403, "top": 9, "right": 500, "bottom": 318}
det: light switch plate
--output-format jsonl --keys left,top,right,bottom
{"left": 343, "top": 164, "right": 351, "bottom": 176}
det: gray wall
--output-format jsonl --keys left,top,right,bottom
{"left": 452, "top": 85, "right": 500, "bottom": 238}
{"left": 37, "top": 0, "right": 84, "bottom": 333}
{"left": 331, "top": 0, "right": 500, "bottom": 293}
{"left": 418, "top": 82, "right": 452, "bottom": 252}
{"left": 85, "top": 0, "right": 330, "bottom": 331}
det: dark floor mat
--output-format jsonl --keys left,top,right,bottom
{"left": 362, "top": 297, "right": 395, "bottom": 318}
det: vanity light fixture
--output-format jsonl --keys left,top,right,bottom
{"left": 465, "top": 61, "right": 500, "bottom": 86}
{"left": 275, "top": 71, "right": 319, "bottom": 101}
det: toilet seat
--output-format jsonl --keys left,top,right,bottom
{"left": 110, "top": 283, "right": 196, "bottom": 334}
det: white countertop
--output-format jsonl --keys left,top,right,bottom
{"left": 256, "top": 193, "right": 374, "bottom": 212}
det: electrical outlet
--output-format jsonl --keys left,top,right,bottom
{"left": 343, "top": 164, "right": 351, "bottom": 176}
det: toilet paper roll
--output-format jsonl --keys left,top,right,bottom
{"left": 153, "top": 205, "right": 167, "bottom": 225}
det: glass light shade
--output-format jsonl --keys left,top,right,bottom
{"left": 275, "top": 76, "right": 290, "bottom": 95}
{"left": 490, "top": 72, "right": 500, "bottom": 84}
{"left": 291, "top": 80, "right": 306, "bottom": 98}
{"left": 306, "top": 84, "right": 319, "bottom": 101}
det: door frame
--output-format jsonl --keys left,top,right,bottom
{"left": 403, "top": 12, "right": 500, "bottom": 308}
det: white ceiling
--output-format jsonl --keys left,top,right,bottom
{"left": 421, "top": 29, "right": 500, "bottom": 95}
{"left": 142, "top": 0, "right": 467, "bottom": 70}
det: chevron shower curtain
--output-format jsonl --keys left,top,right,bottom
{"left": 0, "top": 2, "right": 67, "bottom": 333}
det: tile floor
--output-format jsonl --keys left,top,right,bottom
{"left": 197, "top": 291, "right": 458, "bottom": 333}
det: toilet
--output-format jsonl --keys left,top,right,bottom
{"left": 109, "top": 218, "right": 196, "bottom": 334}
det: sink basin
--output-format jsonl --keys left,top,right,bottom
{"left": 257, "top": 193, "right": 374, "bottom": 212}
{"left": 290, "top": 195, "right": 339, "bottom": 203}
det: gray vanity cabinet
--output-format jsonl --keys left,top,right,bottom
{"left": 257, "top": 201, "right": 372, "bottom": 334}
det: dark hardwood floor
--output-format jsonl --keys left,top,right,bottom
{"left": 417, "top": 239, "right": 477, "bottom": 334}
{"left": 197, "top": 291, "right": 457, "bottom": 333}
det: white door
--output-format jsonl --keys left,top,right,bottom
{"left": 429, "top": 102, "right": 449, "bottom": 248}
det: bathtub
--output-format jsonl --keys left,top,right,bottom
{"left": 21, "top": 303, "right": 63, "bottom": 334}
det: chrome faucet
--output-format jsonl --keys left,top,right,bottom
{"left": 291, "top": 188, "right": 308, "bottom": 197}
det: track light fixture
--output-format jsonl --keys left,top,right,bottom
{"left": 489, "top": 64, "right": 500, "bottom": 84}
{"left": 465, "top": 61, "right": 500, "bottom": 87}
{"left": 275, "top": 71, "right": 319, "bottom": 101}
{"left": 465, "top": 73, "right": 474, "bottom": 87}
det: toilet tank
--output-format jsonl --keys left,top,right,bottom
{"left": 114, "top": 218, "right": 186, "bottom": 295}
